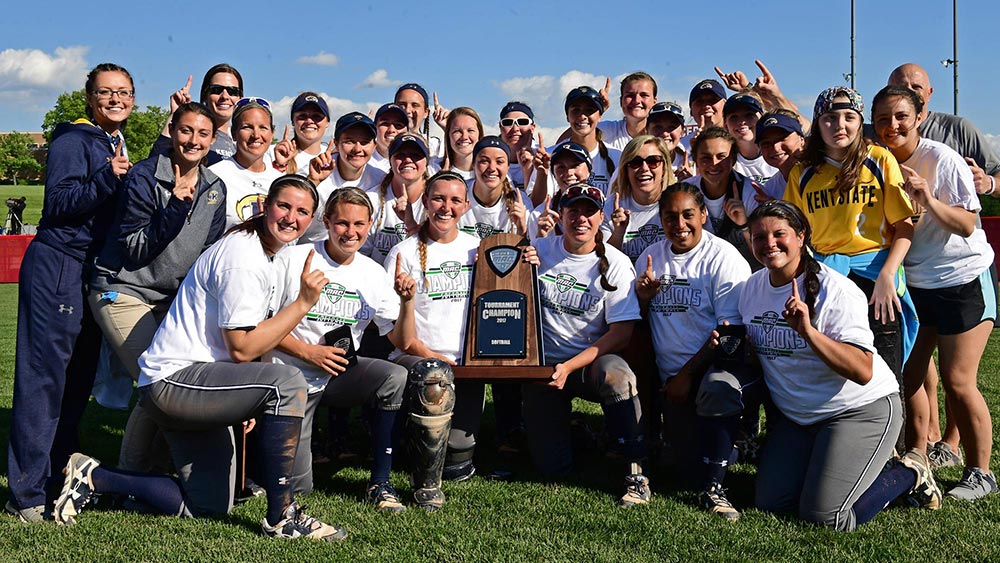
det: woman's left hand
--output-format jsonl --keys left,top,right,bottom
{"left": 871, "top": 271, "right": 901, "bottom": 324}
{"left": 432, "top": 92, "right": 450, "bottom": 130}
{"left": 272, "top": 125, "right": 297, "bottom": 170}
{"left": 521, "top": 245, "right": 539, "bottom": 265}
{"left": 532, "top": 133, "right": 550, "bottom": 172}
{"left": 507, "top": 189, "right": 528, "bottom": 236}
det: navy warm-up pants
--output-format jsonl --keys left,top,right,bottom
{"left": 8, "top": 242, "right": 102, "bottom": 509}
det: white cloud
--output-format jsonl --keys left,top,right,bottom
{"left": 295, "top": 51, "right": 339, "bottom": 66}
{"left": 356, "top": 69, "right": 401, "bottom": 89}
{"left": 496, "top": 70, "right": 692, "bottom": 133}
{"left": 0, "top": 46, "right": 89, "bottom": 93}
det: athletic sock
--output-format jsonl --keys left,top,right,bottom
{"left": 257, "top": 414, "right": 302, "bottom": 525}
{"left": 852, "top": 463, "right": 917, "bottom": 525}
{"left": 698, "top": 414, "right": 739, "bottom": 487}
{"left": 369, "top": 408, "right": 397, "bottom": 484}
{"left": 91, "top": 466, "right": 186, "bottom": 516}
{"left": 602, "top": 397, "right": 645, "bottom": 461}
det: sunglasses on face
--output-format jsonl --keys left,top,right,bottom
{"left": 236, "top": 97, "right": 270, "bottom": 108}
{"left": 207, "top": 84, "right": 242, "bottom": 97}
{"left": 626, "top": 155, "right": 665, "bottom": 170}
{"left": 500, "top": 117, "right": 533, "bottom": 128}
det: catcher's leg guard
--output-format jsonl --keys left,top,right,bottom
{"left": 405, "top": 359, "right": 456, "bottom": 511}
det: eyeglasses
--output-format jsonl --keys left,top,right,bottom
{"left": 235, "top": 97, "right": 271, "bottom": 109}
{"left": 91, "top": 88, "right": 135, "bottom": 100}
{"left": 207, "top": 84, "right": 242, "bottom": 97}
{"left": 500, "top": 117, "right": 533, "bottom": 128}
{"left": 626, "top": 155, "right": 665, "bottom": 170}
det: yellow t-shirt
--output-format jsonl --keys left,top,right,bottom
{"left": 783, "top": 145, "right": 912, "bottom": 256}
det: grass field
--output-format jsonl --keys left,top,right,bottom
{"left": 0, "top": 184, "right": 43, "bottom": 229}
{"left": 1, "top": 283, "right": 1000, "bottom": 562}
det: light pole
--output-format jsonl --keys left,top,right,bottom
{"left": 941, "top": 0, "right": 958, "bottom": 115}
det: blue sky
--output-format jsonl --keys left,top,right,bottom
{"left": 1, "top": 0, "right": 998, "bottom": 151}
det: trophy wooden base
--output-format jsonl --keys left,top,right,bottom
{"left": 452, "top": 365, "right": 554, "bottom": 383}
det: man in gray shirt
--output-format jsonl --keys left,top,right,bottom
{"left": 888, "top": 63, "right": 1000, "bottom": 197}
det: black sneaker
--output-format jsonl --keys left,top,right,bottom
{"left": 365, "top": 481, "right": 406, "bottom": 513}
{"left": 261, "top": 503, "right": 347, "bottom": 542}
{"left": 699, "top": 482, "right": 740, "bottom": 521}
{"left": 53, "top": 453, "right": 100, "bottom": 525}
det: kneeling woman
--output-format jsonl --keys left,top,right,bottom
{"left": 270, "top": 187, "right": 417, "bottom": 511}
{"left": 744, "top": 201, "right": 941, "bottom": 531}
{"left": 54, "top": 175, "right": 347, "bottom": 542}
{"left": 523, "top": 183, "right": 648, "bottom": 506}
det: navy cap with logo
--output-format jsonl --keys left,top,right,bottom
{"left": 388, "top": 133, "right": 429, "bottom": 158}
{"left": 395, "top": 83, "right": 429, "bottom": 105}
{"left": 723, "top": 93, "right": 764, "bottom": 117}
{"left": 334, "top": 112, "right": 376, "bottom": 139}
{"left": 559, "top": 182, "right": 605, "bottom": 210}
{"left": 550, "top": 142, "right": 593, "bottom": 171}
{"left": 472, "top": 135, "right": 511, "bottom": 159}
{"left": 500, "top": 101, "right": 534, "bottom": 120}
{"left": 291, "top": 93, "right": 330, "bottom": 119}
{"left": 754, "top": 113, "right": 804, "bottom": 141}
{"left": 689, "top": 79, "right": 726, "bottom": 103}
{"left": 374, "top": 103, "right": 409, "bottom": 125}
{"left": 649, "top": 101, "right": 685, "bottom": 124}
{"left": 565, "top": 86, "right": 603, "bottom": 114}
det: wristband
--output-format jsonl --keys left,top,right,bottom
{"left": 987, "top": 176, "right": 997, "bottom": 197}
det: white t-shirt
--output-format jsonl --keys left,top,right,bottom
{"left": 265, "top": 144, "right": 327, "bottom": 177}
{"left": 302, "top": 164, "right": 387, "bottom": 243}
{"left": 683, "top": 174, "right": 760, "bottom": 234}
{"left": 209, "top": 158, "right": 283, "bottom": 229}
{"left": 902, "top": 138, "right": 994, "bottom": 289}
{"left": 598, "top": 118, "right": 633, "bottom": 152}
{"left": 739, "top": 263, "right": 898, "bottom": 425}
{"left": 384, "top": 232, "right": 479, "bottom": 362}
{"left": 763, "top": 173, "right": 787, "bottom": 201}
{"left": 734, "top": 153, "right": 778, "bottom": 185}
{"left": 268, "top": 242, "right": 399, "bottom": 393}
{"left": 138, "top": 231, "right": 277, "bottom": 386}
{"left": 370, "top": 150, "right": 390, "bottom": 173}
{"left": 534, "top": 236, "right": 641, "bottom": 364}
{"left": 458, "top": 181, "right": 527, "bottom": 240}
{"left": 431, "top": 158, "right": 473, "bottom": 181}
{"left": 637, "top": 232, "right": 750, "bottom": 382}
{"left": 364, "top": 187, "right": 427, "bottom": 267}
{"left": 599, "top": 194, "right": 664, "bottom": 265}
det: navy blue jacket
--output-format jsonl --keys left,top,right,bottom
{"left": 36, "top": 120, "right": 123, "bottom": 262}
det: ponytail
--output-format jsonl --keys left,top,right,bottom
{"left": 594, "top": 230, "right": 617, "bottom": 292}
{"left": 595, "top": 128, "right": 616, "bottom": 176}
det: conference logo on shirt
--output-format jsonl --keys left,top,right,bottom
{"left": 440, "top": 261, "right": 462, "bottom": 279}
{"left": 306, "top": 284, "right": 369, "bottom": 325}
{"left": 323, "top": 283, "right": 346, "bottom": 303}
{"left": 422, "top": 261, "right": 473, "bottom": 301}
{"left": 648, "top": 276, "right": 701, "bottom": 316}
{"left": 461, "top": 222, "right": 498, "bottom": 240}
{"left": 539, "top": 272, "right": 601, "bottom": 316}
{"left": 554, "top": 273, "right": 577, "bottom": 293}
{"left": 746, "top": 310, "right": 807, "bottom": 359}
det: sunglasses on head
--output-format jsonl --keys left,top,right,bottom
{"left": 500, "top": 117, "right": 533, "bottom": 128}
{"left": 561, "top": 184, "right": 604, "bottom": 205}
{"left": 235, "top": 97, "right": 270, "bottom": 108}
{"left": 625, "top": 155, "right": 665, "bottom": 170}
{"left": 207, "top": 84, "right": 242, "bottom": 97}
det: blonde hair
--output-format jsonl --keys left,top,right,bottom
{"left": 610, "top": 135, "right": 675, "bottom": 203}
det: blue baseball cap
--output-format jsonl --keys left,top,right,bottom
{"left": 648, "top": 101, "right": 685, "bottom": 124}
{"left": 689, "top": 79, "right": 726, "bottom": 103}
{"left": 374, "top": 103, "right": 408, "bottom": 125}
{"left": 395, "top": 83, "right": 429, "bottom": 105}
{"left": 550, "top": 142, "right": 593, "bottom": 171}
{"left": 724, "top": 93, "right": 764, "bottom": 117}
{"left": 388, "top": 133, "right": 429, "bottom": 158}
{"left": 472, "top": 135, "right": 511, "bottom": 159}
{"left": 290, "top": 93, "right": 330, "bottom": 119}
{"left": 755, "top": 113, "right": 804, "bottom": 141}
{"left": 500, "top": 101, "right": 534, "bottom": 120}
{"left": 334, "top": 112, "right": 376, "bottom": 139}
{"left": 565, "top": 86, "right": 603, "bottom": 114}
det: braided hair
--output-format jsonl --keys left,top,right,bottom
{"left": 594, "top": 229, "right": 617, "bottom": 292}
{"left": 747, "top": 200, "right": 820, "bottom": 323}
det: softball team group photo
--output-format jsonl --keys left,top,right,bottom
{"left": 5, "top": 57, "right": 1000, "bottom": 543}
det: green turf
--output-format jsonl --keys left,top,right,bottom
{"left": 0, "top": 283, "right": 999, "bottom": 562}
{"left": 0, "top": 185, "right": 43, "bottom": 228}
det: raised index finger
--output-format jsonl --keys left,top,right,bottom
{"left": 714, "top": 66, "right": 726, "bottom": 80}
{"left": 731, "top": 180, "right": 739, "bottom": 200}
{"left": 433, "top": 91, "right": 440, "bottom": 109}
{"left": 791, "top": 277, "right": 800, "bottom": 301}
{"left": 537, "top": 132, "right": 544, "bottom": 149}
{"left": 755, "top": 59, "right": 772, "bottom": 79}
{"left": 303, "top": 248, "right": 315, "bottom": 273}
{"left": 173, "top": 163, "right": 181, "bottom": 180}
{"left": 614, "top": 192, "right": 620, "bottom": 210}
{"left": 183, "top": 74, "right": 193, "bottom": 92}
{"left": 645, "top": 254, "right": 654, "bottom": 275}
{"left": 282, "top": 125, "right": 291, "bottom": 142}
{"left": 899, "top": 163, "right": 915, "bottom": 180}
{"left": 395, "top": 253, "right": 403, "bottom": 277}
{"left": 965, "top": 156, "right": 981, "bottom": 169}
{"left": 114, "top": 140, "right": 124, "bottom": 158}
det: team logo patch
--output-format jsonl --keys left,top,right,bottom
{"left": 332, "top": 336, "right": 352, "bottom": 350}
{"left": 440, "top": 261, "right": 462, "bottom": 279}
{"left": 638, "top": 224, "right": 659, "bottom": 244}
{"left": 763, "top": 117, "right": 778, "bottom": 127}
{"left": 323, "top": 283, "right": 346, "bottom": 303}
{"left": 486, "top": 246, "right": 519, "bottom": 277}
{"left": 718, "top": 335, "right": 742, "bottom": 355}
{"left": 475, "top": 222, "right": 495, "bottom": 239}
{"left": 393, "top": 223, "right": 407, "bottom": 241}
{"left": 206, "top": 190, "right": 221, "bottom": 205}
{"left": 555, "top": 273, "right": 577, "bottom": 293}
{"left": 761, "top": 311, "right": 779, "bottom": 333}
{"left": 658, "top": 274, "right": 675, "bottom": 289}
